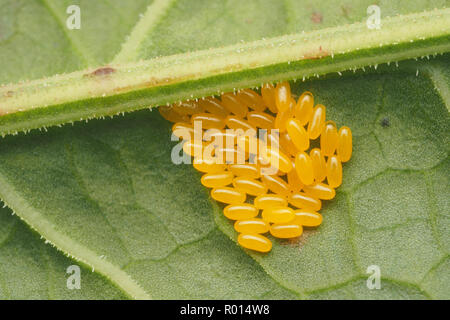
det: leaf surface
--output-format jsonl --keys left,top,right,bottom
{"left": 0, "top": 66, "right": 448, "bottom": 298}
{"left": 0, "top": 0, "right": 448, "bottom": 299}
{"left": 0, "top": 207, "right": 128, "bottom": 299}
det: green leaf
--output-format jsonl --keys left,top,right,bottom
{"left": 0, "top": 0, "right": 151, "bottom": 83}
{"left": 0, "top": 64, "right": 449, "bottom": 298}
{"left": 0, "top": 207, "right": 128, "bottom": 299}
{"left": 0, "top": 110, "right": 299, "bottom": 299}
{"left": 0, "top": 2, "right": 449, "bottom": 135}
{"left": 0, "top": 0, "right": 449, "bottom": 299}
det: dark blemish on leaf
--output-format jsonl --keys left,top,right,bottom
{"left": 341, "top": 5, "right": 350, "bottom": 18}
{"left": 381, "top": 117, "right": 390, "bottom": 128}
{"left": 311, "top": 12, "right": 323, "bottom": 24}
{"left": 86, "top": 67, "right": 116, "bottom": 77}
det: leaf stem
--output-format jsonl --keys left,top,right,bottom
{"left": 0, "top": 8, "right": 449, "bottom": 136}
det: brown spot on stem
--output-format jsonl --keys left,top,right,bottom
{"left": 311, "top": 12, "right": 323, "bottom": 24}
{"left": 87, "top": 67, "right": 116, "bottom": 77}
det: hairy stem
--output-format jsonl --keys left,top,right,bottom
{"left": 0, "top": 8, "right": 449, "bottom": 136}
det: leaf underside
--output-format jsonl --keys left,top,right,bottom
{"left": 0, "top": 0, "right": 448, "bottom": 299}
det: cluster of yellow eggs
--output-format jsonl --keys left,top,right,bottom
{"left": 159, "top": 82, "right": 352, "bottom": 253}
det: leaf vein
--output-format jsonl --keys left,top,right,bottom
{"left": 39, "top": 0, "right": 94, "bottom": 66}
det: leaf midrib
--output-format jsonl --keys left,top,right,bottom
{"left": 1, "top": 9, "right": 449, "bottom": 118}
{"left": 112, "top": 0, "right": 177, "bottom": 63}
